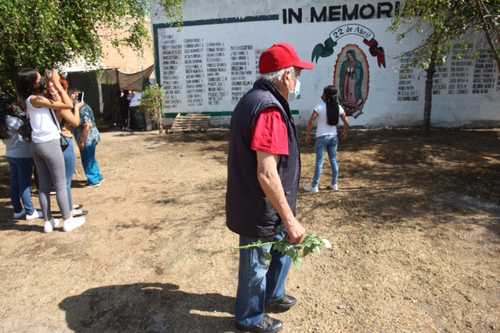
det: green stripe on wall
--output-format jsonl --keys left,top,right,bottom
{"left": 163, "top": 110, "right": 300, "bottom": 118}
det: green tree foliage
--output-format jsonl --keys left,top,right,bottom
{"left": 142, "top": 84, "right": 166, "bottom": 134}
{"left": 0, "top": 0, "right": 183, "bottom": 94}
{"left": 391, "top": 0, "right": 499, "bottom": 130}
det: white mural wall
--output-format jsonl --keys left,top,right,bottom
{"left": 151, "top": 0, "right": 500, "bottom": 127}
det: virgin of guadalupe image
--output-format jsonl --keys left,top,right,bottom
{"left": 339, "top": 49, "right": 364, "bottom": 116}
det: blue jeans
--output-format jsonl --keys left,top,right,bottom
{"left": 312, "top": 134, "right": 339, "bottom": 188}
{"left": 7, "top": 157, "right": 35, "bottom": 215}
{"left": 63, "top": 138, "right": 76, "bottom": 209}
{"left": 81, "top": 142, "right": 103, "bottom": 185}
{"left": 235, "top": 229, "right": 292, "bottom": 327}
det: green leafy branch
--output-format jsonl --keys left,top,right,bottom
{"left": 238, "top": 234, "right": 332, "bottom": 269}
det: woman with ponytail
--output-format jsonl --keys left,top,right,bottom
{"left": 304, "top": 85, "right": 349, "bottom": 193}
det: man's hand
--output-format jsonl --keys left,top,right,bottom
{"left": 284, "top": 217, "right": 306, "bottom": 244}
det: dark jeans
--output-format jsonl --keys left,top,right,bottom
{"left": 7, "top": 157, "right": 35, "bottom": 215}
{"left": 235, "top": 229, "right": 292, "bottom": 326}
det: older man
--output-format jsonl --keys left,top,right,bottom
{"left": 226, "top": 43, "right": 314, "bottom": 333}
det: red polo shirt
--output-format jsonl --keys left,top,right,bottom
{"left": 250, "top": 108, "right": 289, "bottom": 156}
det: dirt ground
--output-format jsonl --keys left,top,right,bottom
{"left": 0, "top": 129, "right": 499, "bottom": 333}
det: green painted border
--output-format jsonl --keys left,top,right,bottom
{"left": 163, "top": 110, "right": 300, "bottom": 119}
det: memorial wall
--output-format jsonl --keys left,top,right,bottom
{"left": 152, "top": 0, "right": 500, "bottom": 127}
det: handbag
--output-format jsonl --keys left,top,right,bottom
{"left": 49, "top": 109, "right": 70, "bottom": 151}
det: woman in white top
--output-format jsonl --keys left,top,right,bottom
{"left": 16, "top": 69, "right": 85, "bottom": 233}
{"left": 304, "top": 85, "right": 349, "bottom": 193}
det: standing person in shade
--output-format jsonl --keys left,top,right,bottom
{"left": 15, "top": 69, "right": 86, "bottom": 233}
{"left": 71, "top": 90, "right": 103, "bottom": 188}
{"left": 304, "top": 85, "right": 349, "bottom": 193}
{"left": 119, "top": 90, "right": 130, "bottom": 130}
{"left": 226, "top": 43, "right": 314, "bottom": 333}
{"left": 0, "top": 98, "right": 41, "bottom": 220}
{"left": 128, "top": 91, "right": 142, "bottom": 130}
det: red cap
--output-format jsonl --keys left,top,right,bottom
{"left": 259, "top": 43, "right": 315, "bottom": 74}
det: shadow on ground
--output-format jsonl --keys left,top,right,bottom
{"left": 299, "top": 129, "right": 500, "bottom": 238}
{"left": 59, "top": 283, "right": 234, "bottom": 333}
{"left": 144, "top": 129, "right": 230, "bottom": 144}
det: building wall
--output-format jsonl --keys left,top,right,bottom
{"left": 152, "top": 0, "right": 500, "bottom": 127}
{"left": 100, "top": 24, "right": 155, "bottom": 74}
{"left": 63, "top": 24, "right": 155, "bottom": 75}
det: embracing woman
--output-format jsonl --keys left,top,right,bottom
{"left": 16, "top": 69, "right": 86, "bottom": 233}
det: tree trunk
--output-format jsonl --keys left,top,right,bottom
{"left": 158, "top": 108, "right": 163, "bottom": 134}
{"left": 159, "top": 95, "right": 165, "bottom": 135}
{"left": 423, "top": 50, "right": 437, "bottom": 131}
{"left": 473, "top": 0, "right": 500, "bottom": 72}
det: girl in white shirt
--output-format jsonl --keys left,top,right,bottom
{"left": 16, "top": 69, "right": 85, "bottom": 233}
{"left": 304, "top": 85, "right": 349, "bottom": 193}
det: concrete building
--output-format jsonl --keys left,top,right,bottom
{"left": 151, "top": 0, "right": 500, "bottom": 127}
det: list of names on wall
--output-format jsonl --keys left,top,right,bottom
{"left": 206, "top": 42, "right": 227, "bottom": 106}
{"left": 184, "top": 38, "right": 205, "bottom": 107}
{"left": 255, "top": 49, "right": 264, "bottom": 75}
{"left": 472, "top": 49, "right": 496, "bottom": 94}
{"left": 447, "top": 44, "right": 473, "bottom": 95}
{"left": 231, "top": 45, "right": 255, "bottom": 104}
{"left": 397, "top": 54, "right": 419, "bottom": 101}
{"left": 160, "top": 34, "right": 183, "bottom": 109}
{"left": 398, "top": 41, "right": 499, "bottom": 100}
{"left": 432, "top": 64, "right": 448, "bottom": 95}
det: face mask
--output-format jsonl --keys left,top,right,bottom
{"left": 288, "top": 79, "right": 301, "bottom": 101}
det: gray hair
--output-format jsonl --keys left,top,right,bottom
{"left": 259, "top": 66, "right": 296, "bottom": 82}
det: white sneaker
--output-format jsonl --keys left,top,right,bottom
{"left": 26, "top": 210, "right": 43, "bottom": 220}
{"left": 43, "top": 218, "right": 60, "bottom": 233}
{"left": 13, "top": 209, "right": 26, "bottom": 219}
{"left": 327, "top": 184, "right": 339, "bottom": 191}
{"left": 304, "top": 184, "right": 319, "bottom": 193}
{"left": 63, "top": 216, "right": 86, "bottom": 232}
{"left": 72, "top": 208, "right": 84, "bottom": 216}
